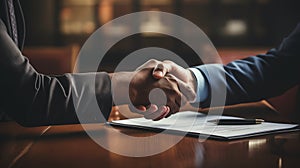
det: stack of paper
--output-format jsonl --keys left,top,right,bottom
{"left": 109, "top": 111, "right": 299, "bottom": 140}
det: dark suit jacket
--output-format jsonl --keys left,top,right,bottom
{"left": 195, "top": 23, "right": 300, "bottom": 108}
{"left": 0, "top": 0, "right": 112, "bottom": 126}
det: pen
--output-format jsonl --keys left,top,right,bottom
{"left": 209, "top": 119, "right": 264, "bottom": 125}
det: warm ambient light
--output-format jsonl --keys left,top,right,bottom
{"left": 248, "top": 139, "right": 267, "bottom": 155}
{"left": 99, "top": 0, "right": 113, "bottom": 24}
{"left": 223, "top": 20, "right": 247, "bottom": 36}
{"left": 140, "top": 9, "right": 171, "bottom": 36}
{"left": 278, "top": 157, "right": 282, "bottom": 168}
{"left": 60, "top": 0, "right": 97, "bottom": 35}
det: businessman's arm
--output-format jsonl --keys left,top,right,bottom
{"left": 0, "top": 19, "right": 113, "bottom": 126}
{"left": 1, "top": 19, "right": 181, "bottom": 126}
{"left": 141, "top": 23, "right": 300, "bottom": 108}
{"left": 195, "top": 23, "right": 300, "bottom": 107}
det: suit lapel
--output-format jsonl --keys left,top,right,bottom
{"left": 0, "top": 0, "right": 25, "bottom": 50}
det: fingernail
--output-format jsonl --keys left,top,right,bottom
{"left": 154, "top": 71, "right": 163, "bottom": 77}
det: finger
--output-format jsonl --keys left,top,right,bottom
{"left": 165, "top": 101, "right": 180, "bottom": 118}
{"left": 164, "top": 90, "right": 181, "bottom": 117}
{"left": 153, "top": 62, "right": 172, "bottom": 79}
{"left": 152, "top": 69, "right": 164, "bottom": 79}
{"left": 144, "top": 105, "right": 169, "bottom": 120}
{"left": 142, "top": 104, "right": 160, "bottom": 116}
{"left": 166, "top": 74, "right": 196, "bottom": 103}
{"left": 154, "top": 75, "right": 183, "bottom": 117}
{"left": 153, "top": 106, "right": 171, "bottom": 121}
{"left": 128, "top": 104, "right": 144, "bottom": 113}
{"left": 128, "top": 104, "right": 158, "bottom": 115}
{"left": 134, "top": 105, "right": 147, "bottom": 112}
{"left": 163, "top": 60, "right": 189, "bottom": 80}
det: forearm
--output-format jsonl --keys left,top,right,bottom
{"left": 191, "top": 23, "right": 300, "bottom": 108}
{"left": 1, "top": 58, "right": 113, "bottom": 127}
{"left": 194, "top": 48, "right": 298, "bottom": 108}
{"left": 0, "top": 20, "right": 113, "bottom": 126}
{"left": 18, "top": 72, "right": 113, "bottom": 127}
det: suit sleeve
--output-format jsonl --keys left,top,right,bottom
{"left": 0, "top": 19, "right": 113, "bottom": 127}
{"left": 193, "top": 23, "right": 300, "bottom": 108}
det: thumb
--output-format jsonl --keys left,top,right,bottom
{"left": 153, "top": 63, "right": 171, "bottom": 79}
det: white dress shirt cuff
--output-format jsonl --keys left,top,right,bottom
{"left": 188, "top": 67, "right": 208, "bottom": 103}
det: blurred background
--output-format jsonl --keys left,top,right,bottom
{"left": 18, "top": 0, "right": 299, "bottom": 73}
{"left": 19, "top": 0, "right": 300, "bottom": 73}
{"left": 21, "top": 0, "right": 299, "bottom": 47}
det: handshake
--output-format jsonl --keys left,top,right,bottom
{"left": 110, "top": 59, "right": 197, "bottom": 121}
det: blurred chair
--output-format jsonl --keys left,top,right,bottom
{"left": 22, "top": 45, "right": 80, "bottom": 75}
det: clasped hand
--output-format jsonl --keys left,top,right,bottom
{"left": 110, "top": 59, "right": 197, "bottom": 121}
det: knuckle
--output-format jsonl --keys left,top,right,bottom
{"left": 163, "top": 60, "right": 172, "bottom": 64}
{"left": 149, "top": 59, "right": 159, "bottom": 64}
{"left": 156, "top": 63, "right": 165, "bottom": 69}
{"left": 163, "top": 60, "right": 175, "bottom": 66}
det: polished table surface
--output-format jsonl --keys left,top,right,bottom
{"left": 1, "top": 102, "right": 300, "bottom": 168}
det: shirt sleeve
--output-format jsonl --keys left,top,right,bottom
{"left": 0, "top": 19, "right": 113, "bottom": 127}
{"left": 188, "top": 67, "right": 208, "bottom": 103}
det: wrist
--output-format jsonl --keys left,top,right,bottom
{"left": 188, "top": 68, "right": 202, "bottom": 103}
{"left": 187, "top": 69, "right": 197, "bottom": 97}
{"left": 109, "top": 72, "right": 134, "bottom": 105}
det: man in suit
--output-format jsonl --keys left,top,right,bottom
{"left": 137, "top": 23, "right": 300, "bottom": 120}
{"left": 0, "top": 0, "right": 192, "bottom": 126}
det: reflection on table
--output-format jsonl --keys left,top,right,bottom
{"left": 0, "top": 102, "right": 299, "bottom": 168}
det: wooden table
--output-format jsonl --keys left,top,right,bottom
{"left": 1, "top": 102, "right": 299, "bottom": 168}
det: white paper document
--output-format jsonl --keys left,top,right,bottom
{"left": 109, "top": 111, "right": 299, "bottom": 140}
